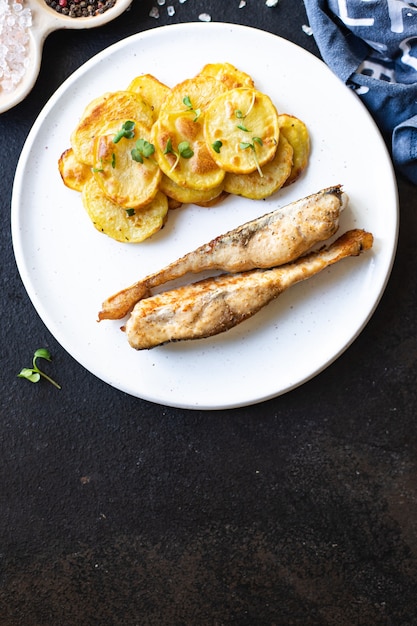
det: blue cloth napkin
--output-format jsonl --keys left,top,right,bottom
{"left": 303, "top": 0, "right": 417, "bottom": 184}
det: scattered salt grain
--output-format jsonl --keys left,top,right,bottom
{"left": 179, "top": 0, "right": 187, "bottom": 3}
{"left": 302, "top": 24, "right": 313, "bottom": 36}
{"left": 157, "top": 0, "right": 165, "bottom": 5}
{"left": 0, "top": 0, "right": 32, "bottom": 93}
{"left": 265, "top": 0, "right": 279, "bottom": 6}
{"left": 199, "top": 13, "right": 211, "bottom": 22}
{"left": 167, "top": 5, "right": 174, "bottom": 16}
{"left": 239, "top": 1, "right": 246, "bottom": 7}
{"left": 149, "top": 6, "right": 159, "bottom": 18}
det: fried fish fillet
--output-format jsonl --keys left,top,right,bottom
{"left": 123, "top": 229, "right": 373, "bottom": 350}
{"left": 99, "top": 186, "right": 347, "bottom": 320}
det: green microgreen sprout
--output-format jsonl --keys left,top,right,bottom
{"left": 92, "top": 158, "right": 104, "bottom": 173}
{"left": 18, "top": 348, "right": 61, "bottom": 389}
{"left": 126, "top": 208, "right": 135, "bottom": 217}
{"left": 113, "top": 120, "right": 136, "bottom": 143}
{"left": 111, "top": 153, "right": 116, "bottom": 168}
{"left": 183, "top": 96, "right": 201, "bottom": 122}
{"left": 240, "top": 136, "right": 264, "bottom": 177}
{"left": 212, "top": 140, "right": 223, "bottom": 154}
{"left": 234, "top": 91, "right": 256, "bottom": 120}
{"left": 131, "top": 138, "right": 155, "bottom": 163}
{"left": 178, "top": 141, "right": 194, "bottom": 159}
{"left": 235, "top": 96, "right": 256, "bottom": 132}
{"left": 164, "top": 137, "right": 194, "bottom": 172}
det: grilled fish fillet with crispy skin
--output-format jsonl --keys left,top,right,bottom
{"left": 99, "top": 185, "right": 347, "bottom": 320}
{"left": 123, "top": 229, "right": 373, "bottom": 350}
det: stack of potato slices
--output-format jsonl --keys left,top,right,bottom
{"left": 59, "top": 62, "right": 310, "bottom": 243}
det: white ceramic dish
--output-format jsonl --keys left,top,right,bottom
{"left": 0, "top": 0, "right": 132, "bottom": 114}
{"left": 12, "top": 23, "right": 398, "bottom": 410}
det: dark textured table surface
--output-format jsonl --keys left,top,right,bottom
{"left": 1, "top": 1, "right": 417, "bottom": 624}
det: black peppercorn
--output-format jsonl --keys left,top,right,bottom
{"left": 44, "top": 0, "right": 116, "bottom": 17}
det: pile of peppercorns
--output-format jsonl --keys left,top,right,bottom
{"left": 44, "top": 0, "right": 116, "bottom": 18}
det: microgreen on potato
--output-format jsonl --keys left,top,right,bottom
{"left": 212, "top": 140, "right": 223, "bottom": 153}
{"left": 164, "top": 137, "right": 194, "bottom": 172}
{"left": 131, "top": 138, "right": 155, "bottom": 163}
{"left": 240, "top": 137, "right": 264, "bottom": 176}
{"left": 183, "top": 96, "right": 201, "bottom": 122}
{"left": 113, "top": 120, "right": 136, "bottom": 143}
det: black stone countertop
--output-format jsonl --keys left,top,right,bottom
{"left": 1, "top": 1, "right": 417, "bottom": 624}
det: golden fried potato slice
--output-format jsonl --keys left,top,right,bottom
{"left": 92, "top": 119, "right": 161, "bottom": 209}
{"left": 152, "top": 114, "right": 226, "bottom": 191}
{"left": 82, "top": 177, "right": 168, "bottom": 243}
{"left": 58, "top": 147, "right": 92, "bottom": 192}
{"left": 204, "top": 87, "right": 280, "bottom": 174}
{"left": 223, "top": 134, "right": 293, "bottom": 199}
{"left": 127, "top": 74, "right": 171, "bottom": 120}
{"left": 159, "top": 173, "right": 224, "bottom": 205}
{"left": 197, "top": 62, "right": 255, "bottom": 89}
{"left": 278, "top": 114, "right": 310, "bottom": 185}
{"left": 71, "top": 91, "right": 154, "bottom": 166}
{"left": 147, "top": 76, "right": 229, "bottom": 191}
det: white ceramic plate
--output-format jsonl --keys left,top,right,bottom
{"left": 12, "top": 23, "right": 398, "bottom": 410}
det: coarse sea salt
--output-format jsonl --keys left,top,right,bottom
{"left": 0, "top": 0, "right": 32, "bottom": 93}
